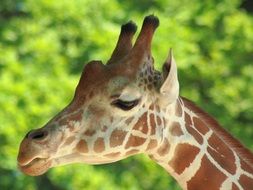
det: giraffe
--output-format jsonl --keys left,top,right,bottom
{"left": 17, "top": 15, "right": 253, "bottom": 190}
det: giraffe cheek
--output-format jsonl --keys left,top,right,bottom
{"left": 133, "top": 113, "right": 149, "bottom": 134}
{"left": 76, "top": 140, "right": 89, "bottom": 153}
{"left": 146, "top": 139, "right": 158, "bottom": 151}
{"left": 110, "top": 129, "right": 127, "bottom": 148}
{"left": 125, "top": 134, "right": 146, "bottom": 149}
{"left": 103, "top": 152, "right": 121, "bottom": 159}
{"left": 94, "top": 138, "right": 105, "bottom": 153}
{"left": 125, "top": 149, "right": 139, "bottom": 156}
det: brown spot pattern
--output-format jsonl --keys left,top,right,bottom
{"left": 104, "top": 152, "right": 121, "bottom": 158}
{"left": 207, "top": 146, "right": 236, "bottom": 175}
{"left": 62, "top": 136, "right": 75, "bottom": 146}
{"left": 125, "top": 149, "right": 139, "bottom": 156}
{"left": 170, "top": 122, "right": 183, "bottom": 136}
{"left": 125, "top": 135, "right": 146, "bottom": 149}
{"left": 59, "top": 109, "right": 83, "bottom": 126}
{"left": 133, "top": 113, "right": 148, "bottom": 134}
{"left": 156, "top": 116, "right": 162, "bottom": 126}
{"left": 157, "top": 138, "right": 170, "bottom": 157}
{"left": 149, "top": 113, "right": 156, "bottom": 135}
{"left": 175, "top": 102, "right": 182, "bottom": 117}
{"left": 239, "top": 174, "right": 253, "bottom": 190}
{"left": 149, "top": 104, "right": 155, "bottom": 111}
{"left": 84, "top": 129, "right": 96, "bottom": 136}
{"left": 169, "top": 143, "right": 200, "bottom": 175}
{"left": 89, "top": 105, "right": 105, "bottom": 117}
{"left": 186, "top": 125, "right": 203, "bottom": 144}
{"left": 146, "top": 139, "right": 158, "bottom": 151}
{"left": 155, "top": 105, "right": 160, "bottom": 113}
{"left": 240, "top": 159, "right": 253, "bottom": 174}
{"left": 187, "top": 155, "right": 227, "bottom": 190}
{"left": 110, "top": 129, "right": 127, "bottom": 147}
{"left": 125, "top": 117, "right": 134, "bottom": 125}
{"left": 193, "top": 117, "right": 209, "bottom": 135}
{"left": 76, "top": 140, "right": 88, "bottom": 153}
{"left": 208, "top": 134, "right": 236, "bottom": 174}
{"left": 147, "top": 84, "right": 152, "bottom": 90}
{"left": 94, "top": 138, "right": 105, "bottom": 153}
{"left": 185, "top": 112, "right": 192, "bottom": 126}
{"left": 232, "top": 183, "right": 240, "bottom": 190}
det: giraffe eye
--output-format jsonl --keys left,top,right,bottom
{"left": 111, "top": 99, "right": 140, "bottom": 111}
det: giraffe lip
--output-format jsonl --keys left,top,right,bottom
{"left": 18, "top": 155, "right": 49, "bottom": 167}
{"left": 18, "top": 157, "right": 52, "bottom": 176}
{"left": 18, "top": 157, "right": 46, "bottom": 167}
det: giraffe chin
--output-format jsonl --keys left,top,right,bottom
{"left": 18, "top": 158, "right": 52, "bottom": 176}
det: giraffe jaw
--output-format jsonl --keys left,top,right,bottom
{"left": 50, "top": 153, "right": 121, "bottom": 166}
{"left": 18, "top": 153, "right": 118, "bottom": 176}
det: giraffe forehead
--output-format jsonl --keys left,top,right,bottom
{"left": 107, "top": 76, "right": 130, "bottom": 92}
{"left": 77, "top": 62, "right": 135, "bottom": 92}
{"left": 107, "top": 75, "right": 144, "bottom": 96}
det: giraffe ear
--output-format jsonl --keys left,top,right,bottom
{"left": 159, "top": 49, "right": 179, "bottom": 104}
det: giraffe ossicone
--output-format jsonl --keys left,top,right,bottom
{"left": 17, "top": 15, "right": 253, "bottom": 190}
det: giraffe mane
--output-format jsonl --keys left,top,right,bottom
{"left": 181, "top": 96, "right": 253, "bottom": 168}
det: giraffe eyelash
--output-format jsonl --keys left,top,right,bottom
{"left": 111, "top": 99, "right": 140, "bottom": 111}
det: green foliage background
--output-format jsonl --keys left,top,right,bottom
{"left": 0, "top": 0, "right": 252, "bottom": 189}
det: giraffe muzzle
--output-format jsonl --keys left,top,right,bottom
{"left": 17, "top": 140, "right": 52, "bottom": 176}
{"left": 17, "top": 128, "right": 54, "bottom": 176}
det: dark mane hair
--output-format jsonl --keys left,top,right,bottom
{"left": 181, "top": 96, "right": 253, "bottom": 168}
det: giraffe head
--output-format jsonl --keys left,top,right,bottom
{"left": 17, "top": 15, "right": 179, "bottom": 176}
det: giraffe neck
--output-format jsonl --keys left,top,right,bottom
{"left": 149, "top": 97, "right": 253, "bottom": 190}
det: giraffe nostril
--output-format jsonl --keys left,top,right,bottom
{"left": 26, "top": 130, "right": 48, "bottom": 141}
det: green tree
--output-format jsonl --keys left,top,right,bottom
{"left": 0, "top": 0, "right": 252, "bottom": 189}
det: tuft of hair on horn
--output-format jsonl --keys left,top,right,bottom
{"left": 142, "top": 14, "right": 160, "bottom": 30}
{"left": 121, "top": 21, "right": 137, "bottom": 35}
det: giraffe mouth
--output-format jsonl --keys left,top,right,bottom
{"left": 18, "top": 153, "right": 121, "bottom": 176}
{"left": 18, "top": 157, "right": 52, "bottom": 176}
